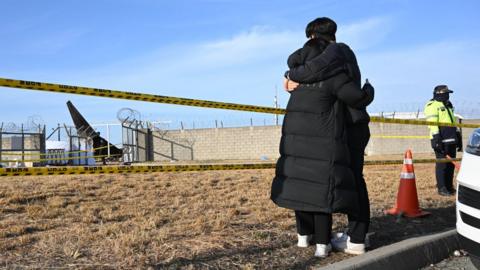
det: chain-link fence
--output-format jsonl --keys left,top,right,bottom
{"left": 0, "top": 124, "right": 46, "bottom": 167}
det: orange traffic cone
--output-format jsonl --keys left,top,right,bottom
{"left": 385, "top": 150, "right": 430, "bottom": 218}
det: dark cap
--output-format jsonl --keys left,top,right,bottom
{"left": 433, "top": 85, "right": 454, "bottom": 94}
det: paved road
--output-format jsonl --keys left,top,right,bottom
{"left": 422, "top": 255, "right": 477, "bottom": 270}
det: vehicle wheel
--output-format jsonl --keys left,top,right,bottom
{"left": 471, "top": 256, "right": 480, "bottom": 270}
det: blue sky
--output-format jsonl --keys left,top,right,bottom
{"left": 1, "top": 0, "right": 480, "bottom": 140}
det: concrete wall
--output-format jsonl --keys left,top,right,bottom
{"left": 365, "top": 123, "right": 431, "bottom": 155}
{"left": 152, "top": 121, "right": 478, "bottom": 161}
{"left": 153, "top": 126, "right": 281, "bottom": 161}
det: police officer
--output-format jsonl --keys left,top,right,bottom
{"left": 424, "top": 85, "right": 462, "bottom": 196}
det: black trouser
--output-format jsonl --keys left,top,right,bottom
{"left": 295, "top": 211, "right": 332, "bottom": 245}
{"left": 434, "top": 143, "right": 457, "bottom": 192}
{"left": 347, "top": 123, "right": 371, "bottom": 244}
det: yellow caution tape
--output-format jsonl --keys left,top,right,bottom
{"left": 0, "top": 145, "right": 112, "bottom": 156}
{"left": 364, "top": 158, "right": 462, "bottom": 165}
{"left": 1, "top": 77, "right": 478, "bottom": 128}
{"left": 371, "top": 135, "right": 430, "bottom": 139}
{"left": 0, "top": 77, "right": 284, "bottom": 114}
{"left": 369, "top": 116, "right": 478, "bottom": 129}
{"left": 0, "top": 163, "right": 276, "bottom": 177}
{"left": 0, "top": 154, "right": 122, "bottom": 163}
{"left": 0, "top": 158, "right": 461, "bottom": 177}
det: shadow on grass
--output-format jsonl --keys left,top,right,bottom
{"left": 153, "top": 206, "right": 456, "bottom": 269}
{"left": 152, "top": 241, "right": 293, "bottom": 269}
{"left": 368, "top": 205, "right": 456, "bottom": 249}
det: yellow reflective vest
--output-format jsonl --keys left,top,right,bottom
{"left": 424, "top": 100, "right": 457, "bottom": 142}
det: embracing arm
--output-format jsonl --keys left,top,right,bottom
{"left": 334, "top": 78, "right": 375, "bottom": 109}
{"left": 287, "top": 48, "right": 303, "bottom": 69}
{"left": 287, "top": 43, "right": 343, "bottom": 83}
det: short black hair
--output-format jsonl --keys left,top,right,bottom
{"left": 305, "top": 17, "right": 337, "bottom": 41}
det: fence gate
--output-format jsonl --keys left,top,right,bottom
{"left": 122, "top": 120, "right": 153, "bottom": 163}
{"left": 63, "top": 125, "right": 94, "bottom": 166}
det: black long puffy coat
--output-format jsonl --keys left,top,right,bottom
{"left": 286, "top": 41, "right": 374, "bottom": 190}
{"left": 271, "top": 39, "right": 370, "bottom": 214}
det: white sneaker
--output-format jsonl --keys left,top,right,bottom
{"left": 297, "top": 234, "right": 312, "bottom": 247}
{"left": 331, "top": 232, "right": 371, "bottom": 248}
{"left": 331, "top": 235, "right": 366, "bottom": 255}
{"left": 314, "top": 244, "right": 332, "bottom": 258}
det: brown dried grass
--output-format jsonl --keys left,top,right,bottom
{"left": 0, "top": 162, "right": 456, "bottom": 269}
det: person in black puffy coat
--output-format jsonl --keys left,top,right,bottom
{"left": 287, "top": 28, "right": 373, "bottom": 254}
{"left": 271, "top": 17, "right": 374, "bottom": 257}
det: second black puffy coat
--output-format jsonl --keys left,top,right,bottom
{"left": 271, "top": 39, "right": 371, "bottom": 214}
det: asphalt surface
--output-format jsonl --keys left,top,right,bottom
{"left": 422, "top": 254, "right": 477, "bottom": 270}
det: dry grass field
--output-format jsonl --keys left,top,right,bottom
{"left": 0, "top": 163, "right": 456, "bottom": 269}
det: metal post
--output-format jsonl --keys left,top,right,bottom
{"left": 40, "top": 125, "right": 46, "bottom": 166}
{"left": 125, "top": 124, "right": 130, "bottom": 162}
{"left": 77, "top": 135, "right": 81, "bottom": 165}
{"left": 135, "top": 122, "right": 139, "bottom": 162}
{"left": 171, "top": 142, "right": 174, "bottom": 160}
{"left": 121, "top": 121, "right": 125, "bottom": 162}
{"left": 147, "top": 127, "right": 153, "bottom": 162}
{"left": 69, "top": 127, "right": 73, "bottom": 165}
{"left": 21, "top": 124, "right": 25, "bottom": 162}
{"left": 57, "top": 123, "right": 61, "bottom": 141}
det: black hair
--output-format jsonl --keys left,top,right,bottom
{"left": 305, "top": 17, "right": 337, "bottom": 41}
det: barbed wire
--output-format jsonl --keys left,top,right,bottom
{"left": 1, "top": 115, "right": 45, "bottom": 133}
{"left": 369, "top": 100, "right": 480, "bottom": 119}
{"left": 117, "top": 108, "right": 142, "bottom": 124}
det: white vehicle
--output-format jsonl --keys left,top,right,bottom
{"left": 457, "top": 128, "right": 480, "bottom": 269}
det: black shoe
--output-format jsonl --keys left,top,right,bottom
{"left": 438, "top": 187, "right": 454, "bottom": 196}
{"left": 448, "top": 187, "right": 457, "bottom": 194}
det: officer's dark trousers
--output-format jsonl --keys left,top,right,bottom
{"left": 347, "top": 124, "right": 371, "bottom": 244}
{"left": 434, "top": 143, "right": 457, "bottom": 191}
{"left": 295, "top": 211, "right": 332, "bottom": 244}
